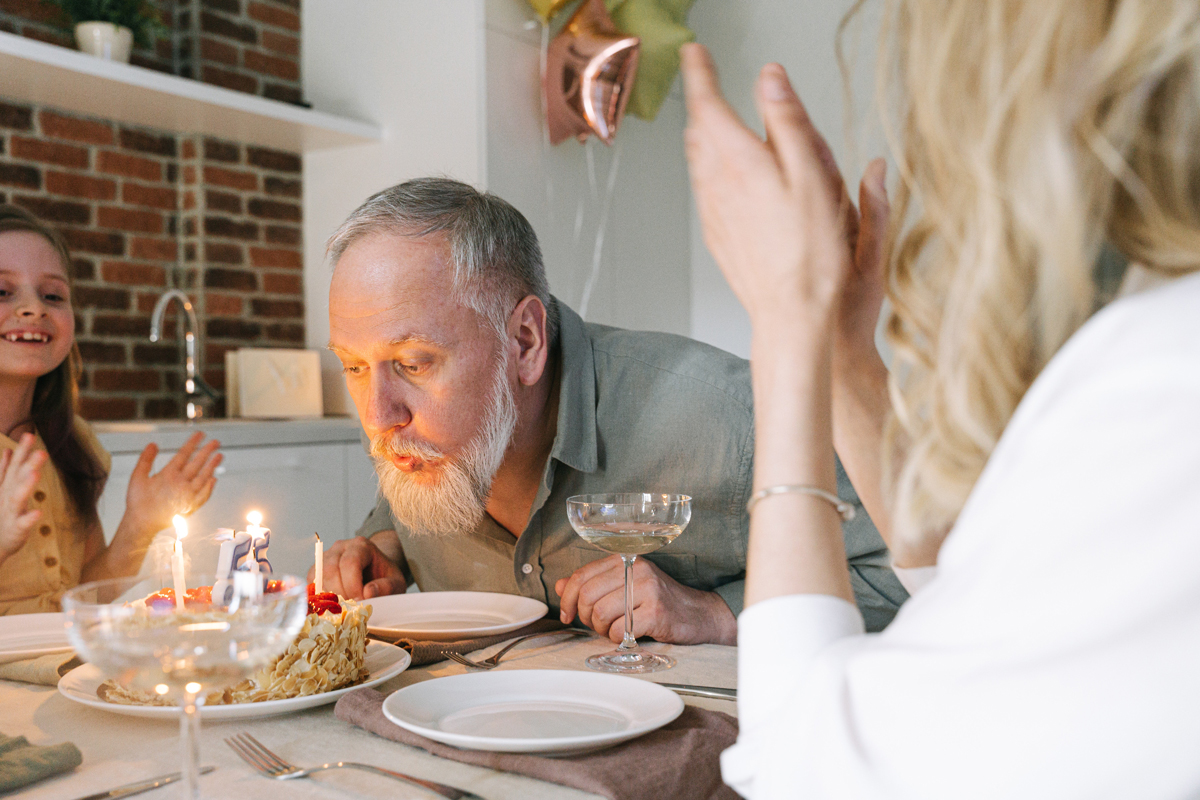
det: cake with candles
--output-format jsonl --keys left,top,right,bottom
{"left": 98, "top": 521, "right": 373, "bottom": 707}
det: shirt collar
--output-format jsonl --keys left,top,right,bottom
{"left": 548, "top": 298, "right": 598, "bottom": 475}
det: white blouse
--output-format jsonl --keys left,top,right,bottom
{"left": 722, "top": 272, "right": 1200, "bottom": 799}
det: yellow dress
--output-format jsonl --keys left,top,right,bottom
{"left": 0, "top": 418, "right": 111, "bottom": 615}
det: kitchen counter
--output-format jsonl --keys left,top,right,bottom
{"left": 92, "top": 416, "right": 367, "bottom": 453}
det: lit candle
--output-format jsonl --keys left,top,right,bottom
{"left": 172, "top": 515, "right": 188, "bottom": 611}
{"left": 213, "top": 528, "right": 250, "bottom": 605}
{"left": 314, "top": 533, "right": 323, "bottom": 594}
{"left": 246, "top": 511, "right": 264, "bottom": 581}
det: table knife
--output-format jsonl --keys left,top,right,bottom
{"left": 659, "top": 683, "right": 737, "bottom": 700}
{"left": 71, "top": 765, "right": 216, "bottom": 800}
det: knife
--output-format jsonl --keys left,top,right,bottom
{"left": 659, "top": 683, "right": 737, "bottom": 700}
{"left": 71, "top": 766, "right": 216, "bottom": 800}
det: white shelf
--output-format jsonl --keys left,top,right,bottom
{"left": 0, "top": 30, "right": 381, "bottom": 152}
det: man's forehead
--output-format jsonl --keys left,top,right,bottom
{"left": 328, "top": 230, "right": 482, "bottom": 347}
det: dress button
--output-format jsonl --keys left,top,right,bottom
{"left": 40, "top": 524, "right": 51, "bottom": 537}
{"left": 44, "top": 556, "right": 58, "bottom": 568}
{"left": 33, "top": 490, "right": 46, "bottom": 502}
{"left": 521, "top": 563, "right": 534, "bottom": 575}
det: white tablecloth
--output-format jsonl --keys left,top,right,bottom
{"left": 3, "top": 636, "right": 737, "bottom": 799}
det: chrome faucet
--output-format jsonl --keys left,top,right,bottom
{"left": 149, "top": 290, "right": 220, "bottom": 420}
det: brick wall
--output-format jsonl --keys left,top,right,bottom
{"left": 0, "top": 0, "right": 302, "bottom": 105}
{"left": 0, "top": 99, "right": 304, "bottom": 420}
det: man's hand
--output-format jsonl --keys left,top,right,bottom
{"left": 555, "top": 556, "right": 737, "bottom": 646}
{"left": 310, "top": 535, "right": 406, "bottom": 599}
{"left": 0, "top": 434, "right": 47, "bottom": 563}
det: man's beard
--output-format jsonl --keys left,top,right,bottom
{"left": 370, "top": 356, "right": 518, "bottom": 536}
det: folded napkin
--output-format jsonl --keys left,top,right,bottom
{"left": 0, "top": 654, "right": 81, "bottom": 686}
{"left": 0, "top": 733, "right": 82, "bottom": 793}
{"left": 335, "top": 688, "right": 739, "bottom": 800}
{"left": 375, "top": 618, "right": 569, "bottom": 667}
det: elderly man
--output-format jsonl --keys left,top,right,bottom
{"left": 319, "top": 177, "right": 906, "bottom": 645}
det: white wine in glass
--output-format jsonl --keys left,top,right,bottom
{"left": 566, "top": 493, "right": 691, "bottom": 673}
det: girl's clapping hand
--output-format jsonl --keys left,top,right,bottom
{"left": 0, "top": 433, "right": 48, "bottom": 561}
{"left": 123, "top": 431, "right": 222, "bottom": 536}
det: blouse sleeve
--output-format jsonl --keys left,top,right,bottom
{"left": 718, "top": 278, "right": 1200, "bottom": 799}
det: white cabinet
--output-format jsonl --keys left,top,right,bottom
{"left": 94, "top": 419, "right": 379, "bottom": 579}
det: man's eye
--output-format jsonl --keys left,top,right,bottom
{"left": 395, "top": 361, "right": 427, "bottom": 376}
{"left": 342, "top": 364, "right": 365, "bottom": 376}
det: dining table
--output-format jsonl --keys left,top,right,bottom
{"left": 3, "top": 635, "right": 738, "bottom": 799}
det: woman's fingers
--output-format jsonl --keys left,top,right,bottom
{"left": 855, "top": 158, "right": 889, "bottom": 277}
{"left": 754, "top": 63, "right": 817, "bottom": 186}
{"left": 131, "top": 443, "right": 158, "bottom": 482}
{"left": 179, "top": 438, "right": 220, "bottom": 482}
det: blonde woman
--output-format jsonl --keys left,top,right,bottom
{"left": 680, "top": 1, "right": 1200, "bottom": 797}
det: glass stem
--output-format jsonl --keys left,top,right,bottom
{"left": 618, "top": 555, "right": 638, "bottom": 651}
{"left": 180, "top": 686, "right": 201, "bottom": 799}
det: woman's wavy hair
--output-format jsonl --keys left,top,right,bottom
{"left": 858, "top": 0, "right": 1200, "bottom": 558}
{"left": 0, "top": 205, "right": 106, "bottom": 520}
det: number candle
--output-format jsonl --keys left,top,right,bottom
{"left": 246, "top": 510, "right": 264, "bottom": 580}
{"left": 171, "top": 515, "right": 188, "bottom": 611}
{"left": 314, "top": 533, "right": 323, "bottom": 594}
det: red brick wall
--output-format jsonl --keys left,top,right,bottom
{"left": 0, "top": 99, "right": 305, "bottom": 420}
{"left": 0, "top": 0, "right": 302, "bottom": 105}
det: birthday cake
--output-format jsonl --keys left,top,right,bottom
{"left": 97, "top": 584, "right": 373, "bottom": 707}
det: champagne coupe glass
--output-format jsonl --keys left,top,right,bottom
{"left": 566, "top": 493, "right": 691, "bottom": 673}
{"left": 63, "top": 572, "right": 308, "bottom": 799}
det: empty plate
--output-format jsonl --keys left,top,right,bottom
{"left": 381, "top": 669, "right": 684, "bottom": 755}
{"left": 367, "top": 592, "right": 548, "bottom": 641}
{"left": 0, "top": 612, "right": 72, "bottom": 664}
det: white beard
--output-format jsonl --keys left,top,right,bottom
{"left": 371, "top": 355, "right": 518, "bottom": 536}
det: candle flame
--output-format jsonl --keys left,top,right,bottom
{"left": 246, "top": 510, "right": 263, "bottom": 527}
{"left": 172, "top": 515, "right": 188, "bottom": 541}
{"left": 314, "top": 532, "right": 321, "bottom": 542}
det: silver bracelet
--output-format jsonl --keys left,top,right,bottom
{"left": 746, "top": 484, "right": 857, "bottom": 521}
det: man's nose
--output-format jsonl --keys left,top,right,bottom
{"left": 363, "top": 367, "right": 413, "bottom": 437}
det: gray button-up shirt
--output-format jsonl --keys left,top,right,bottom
{"left": 355, "top": 300, "right": 907, "bottom": 631}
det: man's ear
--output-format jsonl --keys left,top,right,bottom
{"left": 508, "top": 295, "right": 550, "bottom": 387}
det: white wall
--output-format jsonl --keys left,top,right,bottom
{"left": 301, "top": 0, "right": 487, "bottom": 415}
{"left": 687, "top": 0, "right": 882, "bottom": 358}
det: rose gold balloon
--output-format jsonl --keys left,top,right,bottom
{"left": 544, "top": 0, "right": 641, "bottom": 145}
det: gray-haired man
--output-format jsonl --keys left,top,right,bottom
{"left": 318, "top": 177, "right": 906, "bottom": 645}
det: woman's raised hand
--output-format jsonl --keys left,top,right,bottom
{"left": 0, "top": 434, "right": 47, "bottom": 562}
{"left": 680, "top": 43, "right": 887, "bottom": 339}
{"left": 123, "top": 431, "right": 222, "bottom": 536}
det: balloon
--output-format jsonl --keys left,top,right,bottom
{"left": 544, "top": 0, "right": 641, "bottom": 145}
{"left": 527, "top": 0, "right": 573, "bottom": 24}
{"left": 610, "top": 0, "right": 697, "bottom": 120}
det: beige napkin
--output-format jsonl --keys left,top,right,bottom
{"left": 0, "top": 653, "right": 81, "bottom": 686}
{"left": 373, "top": 618, "right": 569, "bottom": 667}
{"left": 335, "top": 687, "right": 739, "bottom": 800}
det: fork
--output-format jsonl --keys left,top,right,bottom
{"left": 225, "top": 732, "right": 481, "bottom": 800}
{"left": 444, "top": 628, "right": 593, "bottom": 670}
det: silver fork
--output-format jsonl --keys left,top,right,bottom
{"left": 225, "top": 732, "right": 481, "bottom": 800}
{"left": 444, "top": 628, "right": 592, "bottom": 670}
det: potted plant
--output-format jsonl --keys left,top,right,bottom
{"left": 43, "top": 0, "right": 168, "bottom": 63}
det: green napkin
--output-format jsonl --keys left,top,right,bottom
{"left": 0, "top": 733, "right": 82, "bottom": 793}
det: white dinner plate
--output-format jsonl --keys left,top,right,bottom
{"left": 367, "top": 592, "right": 548, "bottom": 641}
{"left": 57, "top": 640, "right": 410, "bottom": 720}
{"left": 381, "top": 669, "right": 685, "bottom": 755}
{"left": 0, "top": 613, "right": 73, "bottom": 664}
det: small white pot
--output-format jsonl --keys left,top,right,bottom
{"left": 74, "top": 22, "right": 133, "bottom": 63}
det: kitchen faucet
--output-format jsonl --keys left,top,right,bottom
{"left": 148, "top": 290, "right": 220, "bottom": 420}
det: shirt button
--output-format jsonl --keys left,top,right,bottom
{"left": 33, "top": 490, "right": 46, "bottom": 502}
{"left": 40, "top": 525, "right": 51, "bottom": 537}
{"left": 521, "top": 563, "right": 533, "bottom": 575}
{"left": 44, "top": 556, "right": 58, "bottom": 568}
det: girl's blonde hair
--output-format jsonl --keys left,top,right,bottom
{"left": 871, "top": 0, "right": 1200, "bottom": 557}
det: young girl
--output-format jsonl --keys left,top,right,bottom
{"left": 0, "top": 205, "right": 222, "bottom": 615}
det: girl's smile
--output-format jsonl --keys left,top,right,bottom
{"left": 0, "top": 230, "right": 74, "bottom": 382}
